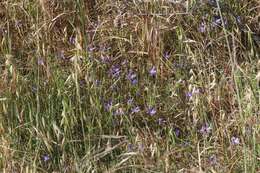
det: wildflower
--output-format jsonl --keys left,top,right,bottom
{"left": 174, "top": 128, "right": 181, "bottom": 137}
{"left": 69, "top": 36, "right": 75, "bottom": 44}
{"left": 43, "top": 155, "right": 50, "bottom": 162}
{"left": 198, "top": 22, "right": 206, "bottom": 33}
{"left": 127, "top": 144, "right": 134, "bottom": 151}
{"left": 127, "top": 71, "right": 138, "bottom": 85}
{"left": 212, "top": 16, "right": 221, "bottom": 26}
{"left": 109, "top": 65, "right": 121, "bottom": 78}
{"left": 231, "top": 136, "right": 240, "bottom": 145}
{"left": 131, "top": 106, "right": 140, "bottom": 114}
{"left": 186, "top": 88, "right": 201, "bottom": 99}
{"left": 212, "top": 16, "right": 227, "bottom": 27}
{"left": 186, "top": 92, "right": 193, "bottom": 98}
{"left": 147, "top": 107, "right": 156, "bottom": 116}
{"left": 104, "top": 100, "right": 113, "bottom": 111}
{"left": 199, "top": 123, "right": 211, "bottom": 135}
{"left": 149, "top": 66, "right": 157, "bottom": 77}
{"left": 127, "top": 98, "right": 134, "bottom": 105}
{"left": 131, "top": 79, "right": 138, "bottom": 85}
{"left": 87, "top": 46, "right": 96, "bottom": 52}
{"left": 163, "top": 51, "right": 170, "bottom": 60}
{"left": 236, "top": 16, "right": 242, "bottom": 25}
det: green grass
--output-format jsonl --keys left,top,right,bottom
{"left": 0, "top": 0, "right": 259, "bottom": 172}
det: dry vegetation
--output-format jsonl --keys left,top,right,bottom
{"left": 0, "top": 0, "right": 259, "bottom": 172}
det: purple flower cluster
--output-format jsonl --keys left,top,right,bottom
{"left": 127, "top": 70, "right": 138, "bottom": 85}
{"left": 109, "top": 65, "right": 121, "bottom": 78}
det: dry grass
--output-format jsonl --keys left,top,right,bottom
{"left": 0, "top": 0, "right": 259, "bottom": 172}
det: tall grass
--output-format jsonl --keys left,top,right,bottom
{"left": 0, "top": 0, "right": 259, "bottom": 172}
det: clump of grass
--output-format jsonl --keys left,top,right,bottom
{"left": 0, "top": 0, "right": 259, "bottom": 172}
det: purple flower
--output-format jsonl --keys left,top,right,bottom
{"left": 131, "top": 106, "right": 140, "bottom": 114}
{"left": 186, "top": 92, "right": 192, "bottom": 98}
{"left": 87, "top": 46, "right": 96, "bottom": 52}
{"left": 127, "top": 144, "right": 134, "bottom": 151}
{"left": 199, "top": 123, "right": 211, "bottom": 135}
{"left": 69, "top": 36, "right": 75, "bottom": 44}
{"left": 198, "top": 22, "right": 206, "bottom": 33}
{"left": 127, "top": 71, "right": 138, "bottom": 85}
{"left": 127, "top": 98, "right": 134, "bottom": 105}
{"left": 104, "top": 100, "right": 113, "bottom": 111}
{"left": 236, "top": 16, "right": 242, "bottom": 25}
{"left": 212, "top": 16, "right": 221, "bottom": 27}
{"left": 231, "top": 136, "right": 240, "bottom": 145}
{"left": 109, "top": 65, "right": 121, "bottom": 78}
{"left": 149, "top": 66, "right": 157, "bottom": 76}
{"left": 127, "top": 72, "right": 136, "bottom": 80}
{"left": 131, "top": 79, "right": 138, "bottom": 85}
{"left": 147, "top": 107, "right": 156, "bottom": 116}
{"left": 212, "top": 16, "right": 227, "bottom": 28}
{"left": 163, "top": 51, "right": 170, "bottom": 60}
{"left": 174, "top": 128, "right": 181, "bottom": 137}
{"left": 186, "top": 88, "right": 201, "bottom": 99}
{"left": 43, "top": 155, "right": 50, "bottom": 162}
